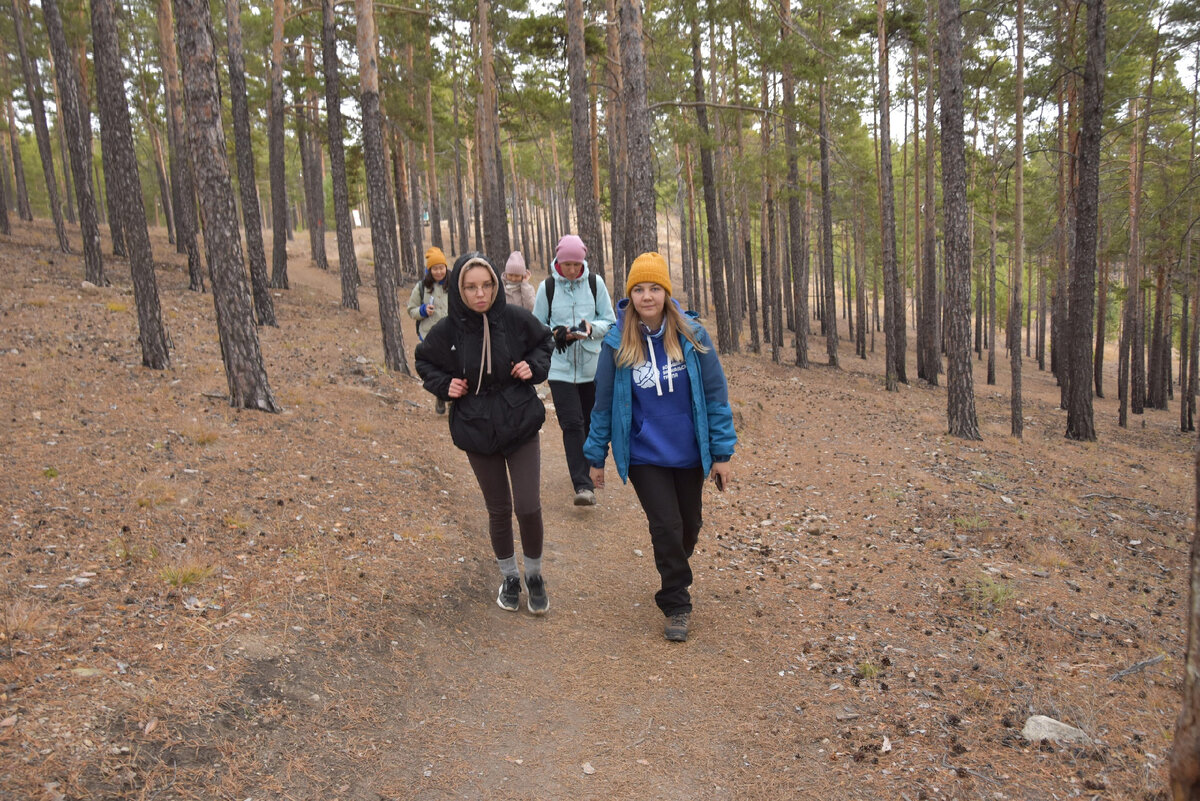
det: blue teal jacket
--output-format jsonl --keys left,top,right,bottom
{"left": 584, "top": 299, "right": 737, "bottom": 483}
{"left": 531, "top": 263, "right": 617, "bottom": 384}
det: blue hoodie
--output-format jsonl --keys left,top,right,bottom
{"left": 584, "top": 299, "right": 737, "bottom": 483}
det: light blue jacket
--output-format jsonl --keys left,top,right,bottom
{"left": 584, "top": 299, "right": 737, "bottom": 483}
{"left": 532, "top": 262, "right": 617, "bottom": 384}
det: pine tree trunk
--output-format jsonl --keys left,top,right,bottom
{"left": 175, "top": 0, "right": 278, "bottom": 411}
{"left": 621, "top": 0, "right": 656, "bottom": 256}
{"left": 355, "top": 0, "right": 408, "bottom": 375}
{"left": 690, "top": 22, "right": 733, "bottom": 352}
{"left": 148, "top": 124, "right": 174, "bottom": 246}
{"left": 451, "top": 39, "right": 469, "bottom": 253}
{"left": 11, "top": 0, "right": 70, "bottom": 252}
{"left": 939, "top": 0, "right": 980, "bottom": 440}
{"left": 56, "top": 105, "right": 75, "bottom": 226}
{"left": 425, "top": 38, "right": 442, "bottom": 250}
{"left": 878, "top": 0, "right": 902, "bottom": 390}
{"left": 158, "top": 0, "right": 201, "bottom": 285}
{"left": 0, "top": 142, "right": 8, "bottom": 235}
{"left": 42, "top": 0, "right": 104, "bottom": 285}
{"left": 1065, "top": 0, "right": 1104, "bottom": 442}
{"left": 6, "top": 93, "right": 34, "bottom": 221}
{"left": 268, "top": 0, "right": 289, "bottom": 289}
{"left": 606, "top": 0, "right": 626, "bottom": 288}
{"left": 568, "top": 0, "right": 603, "bottom": 275}
{"left": 1169, "top": 448, "right": 1200, "bottom": 798}
{"left": 93, "top": 0, "right": 170, "bottom": 368}
{"left": 302, "top": 41, "right": 329, "bottom": 273}
{"left": 819, "top": 74, "right": 838, "bottom": 367}
{"left": 1094, "top": 249, "right": 1107, "bottom": 398}
{"left": 476, "top": 0, "right": 508, "bottom": 257}
{"left": 1011, "top": 0, "right": 1025, "bottom": 437}
{"left": 226, "top": 0, "right": 276, "bottom": 325}
{"left": 321, "top": 0, "right": 359, "bottom": 308}
{"left": 391, "top": 132, "right": 416, "bottom": 279}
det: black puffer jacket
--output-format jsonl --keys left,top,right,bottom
{"left": 415, "top": 252, "right": 553, "bottom": 456}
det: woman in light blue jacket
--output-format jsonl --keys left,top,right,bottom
{"left": 532, "top": 234, "right": 616, "bottom": 506}
{"left": 584, "top": 252, "right": 736, "bottom": 643}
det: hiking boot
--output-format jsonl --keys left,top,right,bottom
{"left": 525, "top": 574, "right": 549, "bottom": 615}
{"left": 435, "top": 397, "right": 446, "bottom": 414}
{"left": 664, "top": 611, "right": 691, "bottom": 642}
{"left": 496, "top": 576, "right": 521, "bottom": 612}
{"left": 573, "top": 488, "right": 596, "bottom": 506}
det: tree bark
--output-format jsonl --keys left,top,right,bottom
{"left": 356, "top": 0, "right": 408, "bottom": 374}
{"left": 1065, "top": 0, "right": 1104, "bottom": 442}
{"left": 819, "top": 72, "right": 837, "bottom": 367}
{"left": 1169, "top": 447, "right": 1200, "bottom": 798}
{"left": 606, "top": 0, "right": 626, "bottom": 288}
{"left": 226, "top": 0, "right": 276, "bottom": 326}
{"left": 476, "top": 0, "right": 508, "bottom": 256}
{"left": 878, "top": 0, "right": 902, "bottom": 390}
{"left": 269, "top": 0, "right": 290, "bottom": 289}
{"left": 690, "top": 21, "right": 732, "bottom": 352}
{"left": 93, "top": 0, "right": 170, "bottom": 368}
{"left": 1011, "top": 0, "right": 1025, "bottom": 438}
{"left": 620, "top": 0, "right": 656, "bottom": 256}
{"left": 5, "top": 88, "right": 34, "bottom": 222}
{"left": 158, "top": 0, "right": 201, "bottom": 286}
{"left": 321, "top": 0, "right": 360, "bottom": 308}
{"left": 175, "top": 0, "right": 279, "bottom": 411}
{"left": 11, "top": 0, "right": 70, "bottom": 252}
{"left": 568, "top": 0, "right": 603, "bottom": 275}
{"left": 42, "top": 0, "right": 104, "bottom": 285}
{"left": 425, "top": 33, "right": 443, "bottom": 250}
{"left": 939, "top": 0, "right": 980, "bottom": 439}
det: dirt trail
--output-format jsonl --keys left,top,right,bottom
{"left": 278, "top": 257, "right": 826, "bottom": 800}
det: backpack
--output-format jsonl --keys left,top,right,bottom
{"left": 415, "top": 282, "right": 428, "bottom": 339}
{"left": 544, "top": 272, "right": 597, "bottom": 319}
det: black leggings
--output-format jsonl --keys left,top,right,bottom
{"left": 466, "top": 436, "right": 544, "bottom": 560}
{"left": 627, "top": 464, "right": 705, "bottom": 616}
{"left": 548, "top": 380, "right": 596, "bottom": 492}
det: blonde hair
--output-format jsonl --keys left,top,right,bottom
{"left": 614, "top": 300, "right": 708, "bottom": 368}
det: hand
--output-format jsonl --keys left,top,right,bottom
{"left": 710, "top": 461, "right": 731, "bottom": 492}
{"left": 447, "top": 378, "right": 468, "bottom": 398}
{"left": 552, "top": 326, "right": 570, "bottom": 353}
{"left": 567, "top": 321, "right": 591, "bottom": 341}
{"left": 590, "top": 466, "right": 605, "bottom": 489}
{"left": 510, "top": 361, "right": 532, "bottom": 381}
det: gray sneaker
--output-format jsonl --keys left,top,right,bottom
{"left": 496, "top": 576, "right": 521, "bottom": 612}
{"left": 664, "top": 611, "right": 690, "bottom": 642}
{"left": 525, "top": 574, "right": 549, "bottom": 615}
{"left": 573, "top": 488, "right": 596, "bottom": 506}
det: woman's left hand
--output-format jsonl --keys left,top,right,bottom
{"left": 710, "top": 461, "right": 732, "bottom": 492}
{"left": 510, "top": 361, "right": 532, "bottom": 381}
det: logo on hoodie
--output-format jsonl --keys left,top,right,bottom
{"left": 632, "top": 358, "right": 684, "bottom": 390}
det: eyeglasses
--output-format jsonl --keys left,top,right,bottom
{"left": 463, "top": 281, "right": 495, "bottom": 295}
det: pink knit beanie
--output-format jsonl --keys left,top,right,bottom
{"left": 505, "top": 251, "right": 527, "bottom": 276}
{"left": 555, "top": 235, "right": 587, "bottom": 264}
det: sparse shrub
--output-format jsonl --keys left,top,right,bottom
{"left": 952, "top": 514, "right": 988, "bottom": 531}
{"left": 963, "top": 576, "right": 1014, "bottom": 615}
{"left": 106, "top": 302, "right": 128, "bottom": 313}
{"left": 1, "top": 600, "right": 52, "bottom": 657}
{"left": 43, "top": 467, "right": 59, "bottom": 478}
{"left": 857, "top": 661, "right": 880, "bottom": 679}
{"left": 159, "top": 556, "right": 215, "bottom": 588}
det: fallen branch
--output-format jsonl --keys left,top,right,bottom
{"left": 1108, "top": 654, "right": 1165, "bottom": 682}
{"left": 941, "top": 753, "right": 1002, "bottom": 785}
{"left": 1045, "top": 613, "right": 1103, "bottom": 640}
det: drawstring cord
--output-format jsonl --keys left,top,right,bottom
{"left": 476, "top": 313, "right": 492, "bottom": 394}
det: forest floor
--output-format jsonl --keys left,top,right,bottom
{"left": 0, "top": 218, "right": 1193, "bottom": 801}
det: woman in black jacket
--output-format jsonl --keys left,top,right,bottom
{"left": 415, "top": 252, "right": 555, "bottom": 614}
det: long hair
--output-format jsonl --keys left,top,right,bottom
{"left": 614, "top": 298, "right": 708, "bottom": 368}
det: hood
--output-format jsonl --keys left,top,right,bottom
{"left": 552, "top": 260, "right": 592, "bottom": 282}
{"left": 447, "top": 251, "right": 506, "bottom": 328}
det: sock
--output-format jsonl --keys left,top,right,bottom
{"left": 523, "top": 555, "right": 542, "bottom": 579}
{"left": 497, "top": 556, "right": 519, "bottom": 579}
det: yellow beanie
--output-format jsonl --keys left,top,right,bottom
{"left": 626, "top": 251, "right": 672, "bottom": 297}
{"left": 425, "top": 246, "right": 447, "bottom": 270}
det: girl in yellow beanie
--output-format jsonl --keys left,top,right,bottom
{"left": 408, "top": 247, "right": 451, "bottom": 410}
{"left": 584, "top": 252, "right": 737, "bottom": 642}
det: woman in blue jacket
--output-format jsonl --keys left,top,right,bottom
{"left": 584, "top": 252, "right": 736, "bottom": 642}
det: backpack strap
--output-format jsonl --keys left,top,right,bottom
{"left": 545, "top": 273, "right": 598, "bottom": 318}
